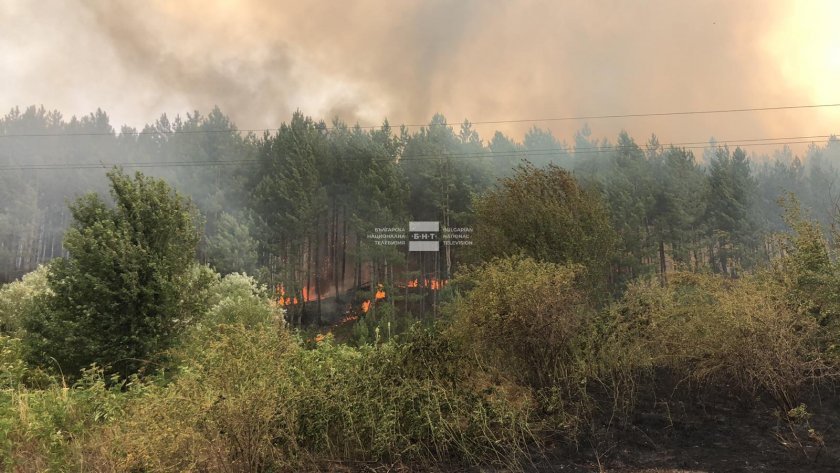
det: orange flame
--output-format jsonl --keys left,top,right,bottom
{"left": 361, "top": 300, "right": 371, "bottom": 313}
{"left": 276, "top": 283, "right": 319, "bottom": 306}
{"left": 303, "top": 286, "right": 320, "bottom": 302}
{"left": 402, "top": 278, "right": 448, "bottom": 290}
{"left": 277, "top": 285, "right": 287, "bottom": 306}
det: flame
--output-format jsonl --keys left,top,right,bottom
{"left": 360, "top": 284, "right": 387, "bottom": 313}
{"left": 277, "top": 284, "right": 287, "bottom": 306}
{"left": 401, "top": 278, "right": 448, "bottom": 290}
{"left": 276, "top": 283, "right": 317, "bottom": 306}
{"left": 303, "top": 286, "right": 320, "bottom": 302}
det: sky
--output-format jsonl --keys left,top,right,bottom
{"left": 2, "top": 0, "right": 840, "bottom": 155}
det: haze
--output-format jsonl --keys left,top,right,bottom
{"left": 2, "top": 0, "right": 840, "bottom": 149}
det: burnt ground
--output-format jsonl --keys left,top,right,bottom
{"left": 329, "top": 394, "right": 840, "bottom": 473}
{"left": 528, "top": 390, "right": 840, "bottom": 473}
{"left": 317, "top": 389, "right": 840, "bottom": 473}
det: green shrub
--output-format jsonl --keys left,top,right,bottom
{"left": 617, "top": 272, "right": 833, "bottom": 410}
{"left": 447, "top": 255, "right": 627, "bottom": 439}
{"left": 203, "top": 272, "right": 285, "bottom": 328}
{"left": 449, "top": 256, "right": 594, "bottom": 386}
{"left": 348, "top": 302, "right": 417, "bottom": 346}
{"left": 104, "top": 322, "right": 534, "bottom": 472}
{"left": 0, "top": 365, "right": 136, "bottom": 471}
{"left": 23, "top": 169, "right": 205, "bottom": 380}
{"left": 471, "top": 163, "right": 616, "bottom": 291}
{"left": 175, "top": 271, "right": 286, "bottom": 367}
{"left": 0, "top": 265, "right": 51, "bottom": 336}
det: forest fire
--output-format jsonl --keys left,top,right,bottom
{"left": 404, "top": 278, "right": 448, "bottom": 290}
{"left": 276, "top": 285, "right": 296, "bottom": 306}
{"left": 277, "top": 277, "right": 448, "bottom": 312}
{"left": 276, "top": 284, "right": 322, "bottom": 306}
{"left": 361, "top": 284, "right": 387, "bottom": 313}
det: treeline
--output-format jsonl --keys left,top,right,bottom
{"left": 3, "top": 105, "right": 840, "bottom": 313}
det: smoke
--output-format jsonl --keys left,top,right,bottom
{"left": 2, "top": 0, "right": 838, "bottom": 149}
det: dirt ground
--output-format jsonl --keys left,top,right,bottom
{"left": 528, "top": 390, "right": 840, "bottom": 473}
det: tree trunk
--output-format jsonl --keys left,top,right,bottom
{"left": 332, "top": 198, "right": 339, "bottom": 301}
{"left": 315, "top": 221, "right": 322, "bottom": 324}
{"left": 341, "top": 205, "right": 347, "bottom": 290}
{"left": 658, "top": 239, "right": 667, "bottom": 286}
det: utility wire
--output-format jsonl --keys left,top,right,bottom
{"left": 1, "top": 102, "right": 840, "bottom": 138}
{"left": 0, "top": 134, "right": 835, "bottom": 171}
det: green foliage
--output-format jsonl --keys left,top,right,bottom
{"left": 575, "top": 135, "right": 708, "bottom": 286}
{"left": 347, "top": 302, "right": 419, "bottom": 346}
{"left": 188, "top": 271, "right": 285, "bottom": 339}
{"left": 616, "top": 272, "right": 832, "bottom": 409}
{"left": 0, "top": 364, "right": 139, "bottom": 471}
{"left": 472, "top": 163, "right": 616, "bottom": 290}
{"left": 704, "top": 146, "right": 759, "bottom": 274}
{"left": 450, "top": 256, "right": 589, "bottom": 388}
{"left": 776, "top": 195, "right": 839, "bottom": 322}
{"left": 598, "top": 132, "right": 657, "bottom": 277}
{"left": 0, "top": 336, "right": 30, "bottom": 389}
{"left": 0, "top": 265, "right": 51, "bottom": 335}
{"left": 22, "top": 169, "right": 204, "bottom": 380}
{"left": 100, "top": 323, "right": 533, "bottom": 472}
{"left": 205, "top": 211, "right": 258, "bottom": 275}
{"left": 649, "top": 146, "right": 707, "bottom": 270}
{"left": 447, "top": 256, "right": 628, "bottom": 439}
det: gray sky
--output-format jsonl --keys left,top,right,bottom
{"left": 2, "top": 0, "right": 839, "bottom": 153}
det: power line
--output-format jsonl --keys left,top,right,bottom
{"left": 457, "top": 103, "right": 840, "bottom": 126}
{"left": 2, "top": 103, "right": 840, "bottom": 138}
{"left": 0, "top": 134, "right": 835, "bottom": 171}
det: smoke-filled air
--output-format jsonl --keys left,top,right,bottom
{"left": 3, "top": 1, "right": 840, "bottom": 471}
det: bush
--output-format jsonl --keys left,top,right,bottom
{"left": 449, "top": 256, "right": 591, "bottom": 389}
{"left": 0, "top": 265, "right": 51, "bottom": 336}
{"left": 773, "top": 196, "right": 840, "bottom": 359}
{"left": 348, "top": 302, "right": 418, "bottom": 346}
{"left": 471, "top": 163, "right": 616, "bottom": 290}
{"left": 22, "top": 169, "right": 205, "bottom": 380}
{"left": 0, "top": 365, "right": 136, "bottom": 471}
{"left": 446, "top": 255, "right": 632, "bottom": 440}
{"left": 103, "top": 322, "right": 534, "bottom": 472}
{"left": 616, "top": 272, "right": 834, "bottom": 410}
